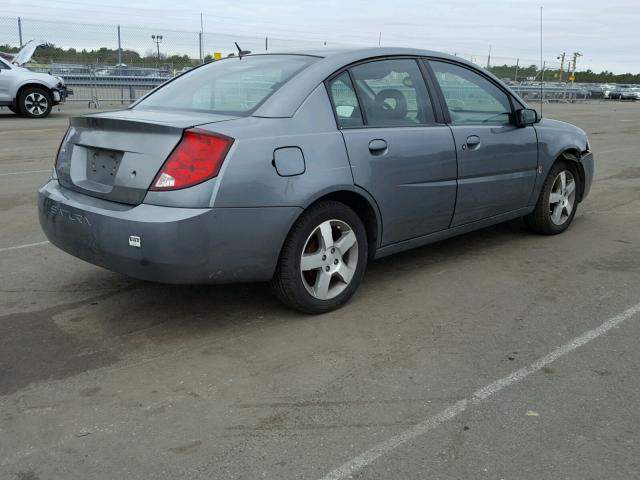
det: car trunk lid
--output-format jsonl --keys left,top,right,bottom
{"left": 56, "top": 109, "right": 239, "bottom": 205}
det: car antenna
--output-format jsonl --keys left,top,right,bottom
{"left": 234, "top": 42, "right": 251, "bottom": 59}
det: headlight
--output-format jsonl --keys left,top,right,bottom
{"left": 54, "top": 75, "right": 65, "bottom": 85}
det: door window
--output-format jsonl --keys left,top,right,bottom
{"left": 350, "top": 59, "right": 435, "bottom": 127}
{"left": 429, "top": 61, "right": 512, "bottom": 125}
{"left": 327, "top": 72, "right": 364, "bottom": 128}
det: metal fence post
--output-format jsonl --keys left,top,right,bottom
{"left": 117, "top": 25, "right": 123, "bottom": 104}
{"left": 18, "top": 17, "right": 23, "bottom": 47}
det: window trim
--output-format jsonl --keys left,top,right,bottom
{"left": 325, "top": 70, "right": 366, "bottom": 129}
{"left": 421, "top": 58, "right": 521, "bottom": 126}
{"left": 324, "top": 55, "right": 442, "bottom": 130}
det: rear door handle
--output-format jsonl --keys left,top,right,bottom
{"left": 464, "top": 135, "right": 481, "bottom": 150}
{"left": 368, "top": 139, "right": 388, "bottom": 154}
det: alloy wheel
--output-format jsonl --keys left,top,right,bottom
{"left": 24, "top": 92, "right": 49, "bottom": 116}
{"left": 300, "top": 219, "right": 359, "bottom": 300}
{"left": 549, "top": 170, "right": 576, "bottom": 226}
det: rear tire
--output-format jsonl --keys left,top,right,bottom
{"left": 18, "top": 87, "right": 52, "bottom": 118}
{"left": 524, "top": 161, "right": 580, "bottom": 235}
{"left": 271, "top": 201, "right": 368, "bottom": 314}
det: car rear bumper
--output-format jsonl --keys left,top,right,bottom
{"left": 38, "top": 180, "right": 301, "bottom": 284}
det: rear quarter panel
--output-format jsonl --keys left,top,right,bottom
{"left": 209, "top": 85, "right": 355, "bottom": 208}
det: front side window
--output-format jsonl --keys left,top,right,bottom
{"left": 327, "top": 72, "right": 364, "bottom": 128}
{"left": 429, "top": 61, "right": 512, "bottom": 125}
{"left": 135, "top": 55, "right": 318, "bottom": 116}
{"left": 350, "top": 59, "right": 436, "bottom": 127}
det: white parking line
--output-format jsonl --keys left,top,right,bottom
{"left": 0, "top": 241, "right": 50, "bottom": 252}
{"left": 318, "top": 301, "right": 640, "bottom": 480}
{"left": 0, "top": 169, "right": 50, "bottom": 177}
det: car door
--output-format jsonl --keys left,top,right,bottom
{"left": 327, "top": 58, "right": 457, "bottom": 246}
{"left": 427, "top": 60, "right": 538, "bottom": 226}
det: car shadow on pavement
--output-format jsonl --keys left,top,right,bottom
{"left": 0, "top": 217, "right": 542, "bottom": 395}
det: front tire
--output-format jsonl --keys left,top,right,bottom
{"left": 18, "top": 87, "right": 52, "bottom": 118}
{"left": 271, "top": 201, "right": 368, "bottom": 314}
{"left": 525, "top": 161, "right": 579, "bottom": 235}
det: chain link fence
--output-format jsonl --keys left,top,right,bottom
{"left": 1, "top": 16, "right": 599, "bottom": 106}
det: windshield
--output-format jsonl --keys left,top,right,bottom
{"left": 135, "top": 54, "right": 319, "bottom": 116}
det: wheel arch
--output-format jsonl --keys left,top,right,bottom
{"left": 14, "top": 82, "right": 53, "bottom": 108}
{"left": 557, "top": 147, "right": 587, "bottom": 202}
{"left": 16, "top": 81, "right": 53, "bottom": 96}
{"left": 297, "top": 187, "right": 382, "bottom": 260}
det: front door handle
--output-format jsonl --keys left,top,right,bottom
{"left": 464, "top": 135, "right": 481, "bottom": 150}
{"left": 368, "top": 139, "right": 388, "bottom": 154}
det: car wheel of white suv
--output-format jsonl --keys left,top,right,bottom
{"left": 18, "top": 87, "right": 52, "bottom": 118}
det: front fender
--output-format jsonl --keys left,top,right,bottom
{"left": 14, "top": 78, "right": 56, "bottom": 97}
{"left": 531, "top": 118, "right": 591, "bottom": 203}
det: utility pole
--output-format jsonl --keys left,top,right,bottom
{"left": 117, "top": 25, "right": 122, "bottom": 66}
{"left": 200, "top": 13, "right": 204, "bottom": 63}
{"left": 570, "top": 52, "right": 582, "bottom": 82}
{"left": 265, "top": 37, "right": 268, "bottom": 51}
{"left": 151, "top": 34, "right": 163, "bottom": 65}
{"left": 557, "top": 52, "right": 565, "bottom": 83}
{"left": 378, "top": 32, "right": 382, "bottom": 47}
{"left": 514, "top": 58, "right": 519, "bottom": 83}
{"left": 486, "top": 44, "right": 492, "bottom": 69}
{"left": 18, "top": 17, "right": 23, "bottom": 47}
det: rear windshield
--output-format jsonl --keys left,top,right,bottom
{"left": 135, "top": 54, "right": 318, "bottom": 116}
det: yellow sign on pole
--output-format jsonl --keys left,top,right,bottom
{"left": 568, "top": 74, "right": 576, "bottom": 82}
{"left": 213, "top": 52, "right": 222, "bottom": 60}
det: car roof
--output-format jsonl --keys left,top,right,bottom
{"left": 252, "top": 47, "right": 525, "bottom": 117}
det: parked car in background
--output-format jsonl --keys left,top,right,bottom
{"left": 588, "top": 85, "right": 604, "bottom": 98}
{"left": 609, "top": 85, "right": 628, "bottom": 100}
{"left": 0, "top": 40, "right": 71, "bottom": 118}
{"left": 39, "top": 48, "right": 593, "bottom": 313}
{"left": 601, "top": 84, "right": 615, "bottom": 99}
{"left": 620, "top": 87, "right": 640, "bottom": 100}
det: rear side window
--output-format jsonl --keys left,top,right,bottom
{"left": 429, "top": 61, "right": 512, "bottom": 125}
{"left": 135, "top": 55, "right": 318, "bottom": 116}
{"left": 350, "top": 59, "right": 435, "bottom": 127}
{"left": 327, "top": 72, "right": 364, "bottom": 128}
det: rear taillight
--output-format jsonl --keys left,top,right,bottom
{"left": 55, "top": 127, "right": 72, "bottom": 169}
{"left": 150, "top": 129, "right": 234, "bottom": 191}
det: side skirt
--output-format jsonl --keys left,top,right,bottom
{"left": 374, "top": 206, "right": 534, "bottom": 259}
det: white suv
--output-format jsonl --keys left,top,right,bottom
{"left": 0, "top": 40, "right": 71, "bottom": 118}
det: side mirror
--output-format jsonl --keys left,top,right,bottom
{"left": 515, "top": 108, "right": 538, "bottom": 127}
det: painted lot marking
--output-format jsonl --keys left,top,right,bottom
{"left": 0, "top": 241, "right": 49, "bottom": 253}
{"left": 0, "top": 169, "right": 50, "bottom": 177}
{"left": 318, "top": 301, "right": 640, "bottom": 480}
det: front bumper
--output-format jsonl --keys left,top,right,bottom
{"left": 581, "top": 151, "right": 594, "bottom": 201}
{"left": 52, "top": 86, "right": 72, "bottom": 103}
{"left": 38, "top": 180, "right": 301, "bottom": 284}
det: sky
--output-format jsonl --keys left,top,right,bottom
{"left": 2, "top": 0, "right": 639, "bottom": 73}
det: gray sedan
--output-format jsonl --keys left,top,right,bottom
{"left": 38, "top": 48, "right": 594, "bottom": 313}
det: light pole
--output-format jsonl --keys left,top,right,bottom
{"left": 557, "top": 52, "right": 566, "bottom": 83}
{"left": 151, "top": 34, "right": 163, "bottom": 63}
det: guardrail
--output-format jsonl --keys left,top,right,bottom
{"left": 29, "top": 65, "right": 172, "bottom": 106}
